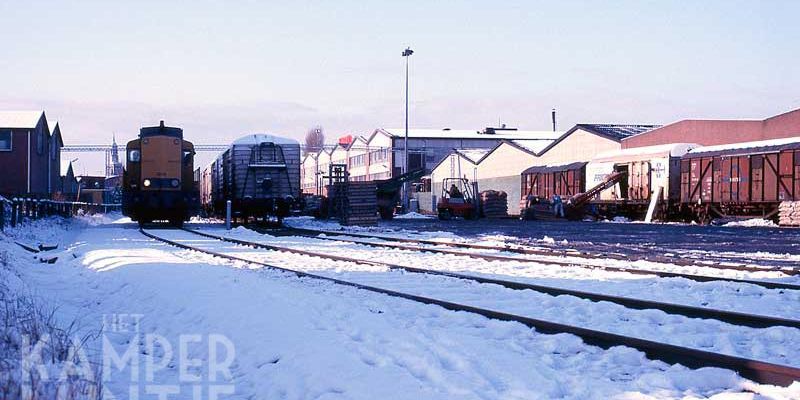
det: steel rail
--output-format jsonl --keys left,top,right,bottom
{"left": 513, "top": 238, "right": 800, "bottom": 273}
{"left": 185, "top": 227, "right": 800, "bottom": 329}
{"left": 278, "top": 227, "right": 800, "bottom": 292}
{"left": 287, "top": 226, "right": 799, "bottom": 276}
{"left": 140, "top": 227, "right": 800, "bottom": 387}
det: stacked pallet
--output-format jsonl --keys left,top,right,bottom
{"left": 341, "top": 182, "right": 378, "bottom": 226}
{"left": 778, "top": 201, "right": 800, "bottom": 226}
{"left": 480, "top": 190, "right": 508, "bottom": 218}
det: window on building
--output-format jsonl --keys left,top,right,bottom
{"left": 409, "top": 153, "right": 424, "bottom": 170}
{"left": 0, "top": 130, "right": 11, "bottom": 151}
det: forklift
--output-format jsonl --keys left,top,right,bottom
{"left": 437, "top": 177, "right": 478, "bottom": 220}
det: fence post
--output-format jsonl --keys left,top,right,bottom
{"left": 12, "top": 199, "right": 18, "bottom": 226}
{"left": 226, "top": 200, "right": 232, "bottom": 230}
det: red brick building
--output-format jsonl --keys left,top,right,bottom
{"left": 622, "top": 107, "right": 800, "bottom": 149}
{"left": 0, "top": 111, "right": 63, "bottom": 197}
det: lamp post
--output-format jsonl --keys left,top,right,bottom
{"left": 402, "top": 47, "right": 413, "bottom": 211}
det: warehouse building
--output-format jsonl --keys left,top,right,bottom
{"left": 346, "top": 136, "right": 371, "bottom": 181}
{"left": 358, "top": 127, "right": 562, "bottom": 179}
{"left": 0, "top": 111, "right": 63, "bottom": 197}
{"left": 300, "top": 126, "right": 561, "bottom": 190}
{"left": 300, "top": 152, "right": 318, "bottom": 194}
{"left": 622, "top": 107, "right": 800, "bottom": 148}
{"left": 423, "top": 124, "right": 659, "bottom": 215}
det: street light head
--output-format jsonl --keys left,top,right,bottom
{"left": 402, "top": 48, "right": 414, "bottom": 57}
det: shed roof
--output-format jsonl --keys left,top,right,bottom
{"left": 378, "top": 128, "right": 563, "bottom": 141}
{"left": 456, "top": 148, "right": 492, "bottom": 163}
{"left": 523, "top": 161, "right": 587, "bottom": 175}
{"left": 49, "top": 121, "right": 64, "bottom": 147}
{"left": 60, "top": 159, "right": 74, "bottom": 176}
{"left": 577, "top": 124, "right": 661, "bottom": 141}
{"left": 533, "top": 123, "right": 658, "bottom": 157}
{"left": 685, "top": 136, "right": 800, "bottom": 158}
{"left": 507, "top": 139, "right": 556, "bottom": 155}
{"left": 0, "top": 111, "right": 45, "bottom": 129}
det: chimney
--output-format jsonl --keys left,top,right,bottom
{"left": 551, "top": 108, "right": 557, "bottom": 132}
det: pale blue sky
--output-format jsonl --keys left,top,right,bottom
{"left": 1, "top": 1, "right": 798, "bottom": 172}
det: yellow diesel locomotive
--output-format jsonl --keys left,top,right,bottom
{"left": 122, "top": 121, "right": 198, "bottom": 225}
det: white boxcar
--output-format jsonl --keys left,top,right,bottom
{"left": 586, "top": 143, "right": 698, "bottom": 203}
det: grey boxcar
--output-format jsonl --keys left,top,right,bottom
{"left": 207, "top": 134, "right": 301, "bottom": 223}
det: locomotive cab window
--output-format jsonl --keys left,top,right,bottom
{"left": 183, "top": 150, "right": 193, "bottom": 165}
{"left": 129, "top": 149, "right": 141, "bottom": 162}
{"left": 0, "top": 130, "right": 11, "bottom": 151}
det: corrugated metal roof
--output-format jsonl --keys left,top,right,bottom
{"left": 0, "top": 111, "right": 44, "bottom": 129}
{"left": 578, "top": 124, "right": 661, "bottom": 140}
{"left": 522, "top": 161, "right": 587, "bottom": 175}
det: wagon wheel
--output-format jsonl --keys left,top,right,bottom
{"left": 696, "top": 205, "right": 712, "bottom": 225}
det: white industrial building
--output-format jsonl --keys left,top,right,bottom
{"left": 422, "top": 124, "right": 659, "bottom": 215}
{"left": 300, "top": 126, "right": 561, "bottom": 192}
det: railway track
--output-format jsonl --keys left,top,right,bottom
{"left": 279, "top": 227, "right": 800, "bottom": 291}
{"left": 140, "top": 227, "right": 800, "bottom": 386}
{"left": 286, "top": 226, "right": 799, "bottom": 276}
{"left": 514, "top": 238, "right": 800, "bottom": 271}
{"left": 185, "top": 227, "right": 799, "bottom": 329}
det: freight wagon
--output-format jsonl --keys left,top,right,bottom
{"left": 679, "top": 137, "right": 800, "bottom": 223}
{"left": 585, "top": 143, "right": 697, "bottom": 218}
{"left": 520, "top": 162, "right": 587, "bottom": 201}
{"left": 203, "top": 134, "right": 301, "bottom": 223}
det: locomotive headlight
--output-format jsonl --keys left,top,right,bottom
{"left": 171, "top": 179, "right": 180, "bottom": 187}
{"left": 143, "top": 179, "right": 151, "bottom": 187}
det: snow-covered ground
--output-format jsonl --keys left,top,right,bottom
{"left": 2, "top": 214, "right": 799, "bottom": 399}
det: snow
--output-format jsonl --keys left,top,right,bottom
{"left": 722, "top": 218, "right": 778, "bottom": 228}
{"left": 508, "top": 139, "right": 555, "bottom": 155}
{"left": 688, "top": 136, "right": 800, "bottom": 155}
{"left": 3, "top": 215, "right": 800, "bottom": 398}
{"left": 455, "top": 148, "right": 492, "bottom": 163}
{"left": 232, "top": 133, "right": 299, "bottom": 146}
{"left": 0, "top": 110, "right": 44, "bottom": 128}
{"left": 592, "top": 143, "right": 699, "bottom": 162}
{"left": 394, "top": 212, "right": 434, "bottom": 220}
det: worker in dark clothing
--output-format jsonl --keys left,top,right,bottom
{"left": 552, "top": 193, "right": 565, "bottom": 218}
{"left": 449, "top": 184, "right": 463, "bottom": 199}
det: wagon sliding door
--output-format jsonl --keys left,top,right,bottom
{"left": 628, "top": 161, "right": 651, "bottom": 201}
{"left": 737, "top": 156, "right": 750, "bottom": 203}
{"left": 778, "top": 150, "right": 795, "bottom": 201}
{"left": 795, "top": 151, "right": 800, "bottom": 201}
{"left": 751, "top": 155, "right": 764, "bottom": 202}
{"left": 763, "top": 153, "right": 779, "bottom": 202}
